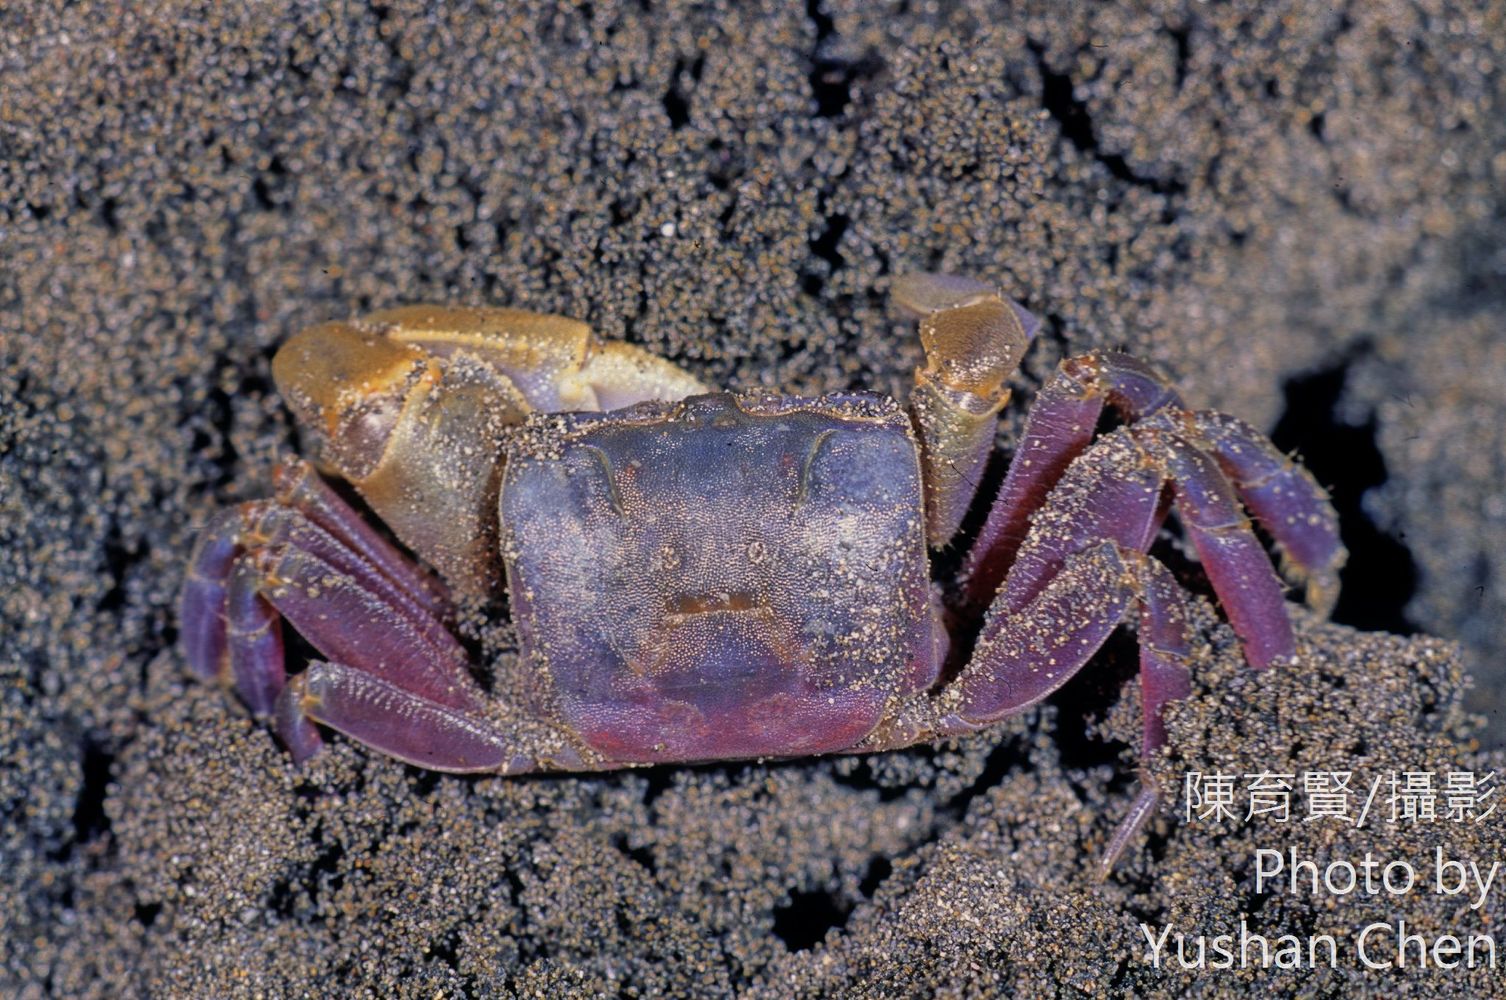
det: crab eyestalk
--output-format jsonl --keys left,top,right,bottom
{"left": 892, "top": 274, "right": 1037, "bottom": 545}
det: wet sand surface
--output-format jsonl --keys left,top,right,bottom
{"left": 4, "top": 2, "right": 1504, "bottom": 996}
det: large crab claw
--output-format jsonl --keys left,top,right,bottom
{"left": 892, "top": 273, "right": 1039, "bottom": 545}
{"left": 272, "top": 306, "right": 706, "bottom": 595}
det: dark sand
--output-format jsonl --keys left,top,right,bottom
{"left": 3, "top": 2, "right": 1504, "bottom": 996}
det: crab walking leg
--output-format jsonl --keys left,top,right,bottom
{"left": 224, "top": 559, "right": 286, "bottom": 716}
{"left": 1133, "top": 554, "right": 1196, "bottom": 759}
{"left": 930, "top": 410, "right": 1296, "bottom": 862}
{"left": 252, "top": 544, "right": 478, "bottom": 709}
{"left": 180, "top": 461, "right": 453, "bottom": 685}
{"left": 182, "top": 495, "right": 464, "bottom": 702}
{"left": 182, "top": 504, "right": 318, "bottom": 751}
{"left": 1100, "top": 553, "right": 1195, "bottom": 875}
{"left": 246, "top": 507, "right": 461, "bottom": 669}
{"left": 892, "top": 273, "right": 1036, "bottom": 545}
{"left": 976, "top": 408, "right": 1297, "bottom": 670}
{"left": 271, "top": 457, "right": 450, "bottom": 619}
{"left": 1188, "top": 411, "right": 1347, "bottom": 616}
{"left": 1151, "top": 425, "right": 1295, "bottom": 668}
{"left": 946, "top": 543, "right": 1138, "bottom": 720}
{"left": 181, "top": 506, "right": 244, "bottom": 683}
{"left": 180, "top": 474, "right": 490, "bottom": 758}
{"left": 280, "top": 664, "right": 536, "bottom": 773}
{"left": 961, "top": 352, "right": 1185, "bottom": 610}
{"left": 991, "top": 427, "right": 1167, "bottom": 616}
{"left": 241, "top": 535, "right": 481, "bottom": 759}
{"left": 939, "top": 542, "right": 1196, "bottom": 870}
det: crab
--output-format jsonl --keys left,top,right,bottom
{"left": 181, "top": 274, "right": 1345, "bottom": 868}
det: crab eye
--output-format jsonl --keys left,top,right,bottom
{"left": 562, "top": 443, "right": 624, "bottom": 516}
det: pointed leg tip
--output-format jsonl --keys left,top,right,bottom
{"left": 275, "top": 676, "right": 325, "bottom": 764}
{"left": 1304, "top": 572, "right": 1340, "bottom": 619}
{"left": 1099, "top": 784, "right": 1162, "bottom": 879}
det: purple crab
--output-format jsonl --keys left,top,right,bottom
{"left": 181, "top": 274, "right": 1344, "bottom": 867}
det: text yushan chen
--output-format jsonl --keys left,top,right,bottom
{"left": 1139, "top": 847, "right": 1499, "bottom": 971}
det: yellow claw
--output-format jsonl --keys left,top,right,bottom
{"left": 272, "top": 306, "right": 707, "bottom": 595}
{"left": 363, "top": 306, "right": 707, "bottom": 412}
{"left": 892, "top": 274, "right": 1035, "bottom": 545}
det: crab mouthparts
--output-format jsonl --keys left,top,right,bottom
{"left": 634, "top": 597, "right": 799, "bottom": 681}
{"left": 667, "top": 591, "right": 759, "bottom": 616}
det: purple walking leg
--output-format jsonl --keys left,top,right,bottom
{"left": 270, "top": 458, "right": 451, "bottom": 618}
{"left": 989, "top": 426, "right": 1165, "bottom": 618}
{"left": 1148, "top": 420, "right": 1295, "bottom": 668}
{"left": 1189, "top": 411, "right": 1346, "bottom": 615}
{"left": 223, "top": 558, "right": 285, "bottom": 717}
{"left": 281, "top": 664, "right": 531, "bottom": 773}
{"left": 933, "top": 397, "right": 1322, "bottom": 867}
{"left": 1100, "top": 553, "right": 1193, "bottom": 875}
{"left": 941, "top": 542, "right": 1195, "bottom": 871}
{"left": 181, "top": 459, "right": 549, "bottom": 767}
{"left": 961, "top": 352, "right": 1184, "bottom": 611}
